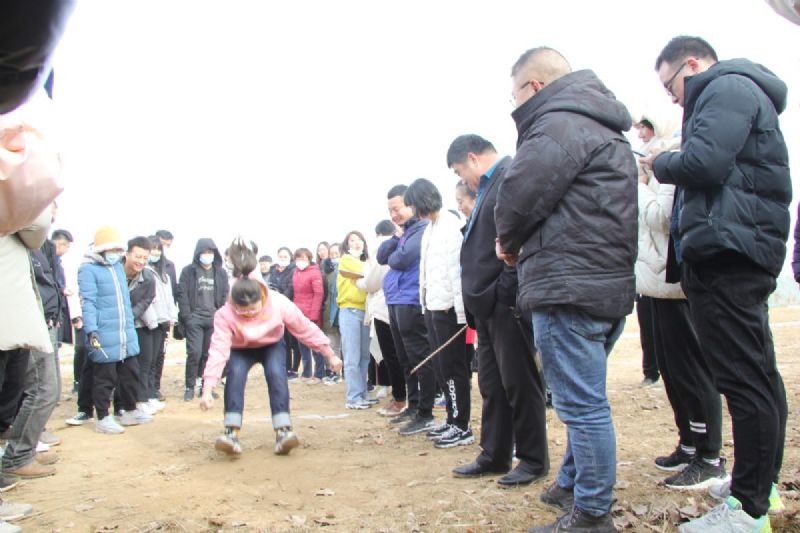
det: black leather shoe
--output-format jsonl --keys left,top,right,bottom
{"left": 497, "top": 465, "right": 547, "bottom": 487}
{"left": 452, "top": 461, "right": 510, "bottom": 478}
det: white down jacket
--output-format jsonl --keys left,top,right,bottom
{"left": 419, "top": 211, "right": 466, "bottom": 323}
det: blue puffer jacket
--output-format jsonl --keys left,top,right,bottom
{"left": 376, "top": 218, "right": 429, "bottom": 306}
{"left": 78, "top": 253, "right": 139, "bottom": 363}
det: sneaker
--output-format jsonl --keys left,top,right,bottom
{"left": 147, "top": 398, "right": 166, "bottom": 412}
{"left": 65, "top": 411, "right": 92, "bottom": 426}
{"left": 119, "top": 409, "right": 153, "bottom": 426}
{"left": 390, "top": 408, "right": 417, "bottom": 425}
{"left": 214, "top": 432, "right": 242, "bottom": 456}
{"left": 529, "top": 505, "right": 616, "bottom": 533}
{"left": 2, "top": 461, "right": 55, "bottom": 479}
{"left": 398, "top": 414, "right": 436, "bottom": 436}
{"left": 95, "top": 415, "right": 125, "bottom": 434}
{"left": 345, "top": 401, "right": 370, "bottom": 410}
{"left": 641, "top": 376, "right": 659, "bottom": 387}
{"left": 377, "top": 400, "right": 406, "bottom": 417}
{"left": 0, "top": 500, "right": 32, "bottom": 521}
{"left": 38, "top": 430, "right": 60, "bottom": 446}
{"left": 0, "top": 520, "right": 22, "bottom": 533}
{"left": 287, "top": 371, "right": 299, "bottom": 381}
{"left": 665, "top": 457, "right": 729, "bottom": 490}
{"left": 34, "top": 451, "right": 59, "bottom": 466}
{"left": 0, "top": 477, "right": 19, "bottom": 493}
{"left": 655, "top": 445, "right": 695, "bottom": 472}
{"left": 323, "top": 375, "right": 341, "bottom": 386}
{"left": 35, "top": 441, "right": 49, "bottom": 453}
{"left": 539, "top": 482, "right": 574, "bottom": 512}
{"left": 362, "top": 397, "right": 379, "bottom": 405}
{"left": 375, "top": 385, "right": 389, "bottom": 398}
{"left": 183, "top": 388, "right": 194, "bottom": 402}
{"left": 426, "top": 422, "right": 451, "bottom": 441}
{"left": 434, "top": 427, "right": 475, "bottom": 449}
{"left": 136, "top": 402, "right": 157, "bottom": 416}
{"left": 274, "top": 428, "right": 300, "bottom": 455}
{"left": 678, "top": 496, "right": 770, "bottom": 533}
{"left": 710, "top": 481, "right": 785, "bottom": 515}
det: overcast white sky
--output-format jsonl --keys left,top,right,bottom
{"left": 49, "top": 0, "right": 800, "bottom": 276}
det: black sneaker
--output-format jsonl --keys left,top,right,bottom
{"left": 539, "top": 482, "right": 574, "bottom": 511}
{"left": 426, "top": 423, "right": 451, "bottom": 441}
{"left": 529, "top": 505, "right": 615, "bottom": 533}
{"left": 655, "top": 445, "right": 694, "bottom": 471}
{"left": 390, "top": 408, "right": 417, "bottom": 425}
{"left": 398, "top": 414, "right": 436, "bottom": 436}
{"left": 434, "top": 427, "right": 475, "bottom": 449}
{"left": 65, "top": 411, "right": 92, "bottom": 426}
{"left": 664, "top": 457, "right": 729, "bottom": 490}
{"left": 183, "top": 388, "right": 194, "bottom": 402}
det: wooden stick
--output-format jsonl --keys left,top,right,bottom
{"left": 410, "top": 324, "right": 468, "bottom": 375}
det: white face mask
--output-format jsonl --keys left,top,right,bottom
{"left": 277, "top": 258, "right": 291, "bottom": 268}
{"left": 199, "top": 253, "right": 214, "bottom": 266}
{"left": 295, "top": 260, "right": 309, "bottom": 271}
{"left": 348, "top": 249, "right": 362, "bottom": 258}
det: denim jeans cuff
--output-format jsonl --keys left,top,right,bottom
{"left": 271, "top": 412, "right": 291, "bottom": 429}
{"left": 224, "top": 412, "right": 243, "bottom": 428}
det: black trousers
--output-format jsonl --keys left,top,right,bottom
{"left": 73, "top": 325, "right": 86, "bottom": 391}
{"left": 636, "top": 295, "right": 660, "bottom": 381}
{"left": 93, "top": 356, "right": 141, "bottom": 419}
{"left": 682, "top": 254, "right": 787, "bottom": 518}
{"left": 77, "top": 356, "right": 96, "bottom": 416}
{"left": 284, "top": 331, "right": 300, "bottom": 373}
{"left": 153, "top": 323, "right": 169, "bottom": 393}
{"left": 375, "top": 318, "right": 406, "bottom": 401}
{"left": 135, "top": 327, "right": 160, "bottom": 401}
{"left": 651, "top": 297, "right": 721, "bottom": 458}
{"left": 368, "top": 357, "right": 390, "bottom": 387}
{"left": 0, "top": 349, "right": 29, "bottom": 432}
{"left": 424, "top": 308, "right": 470, "bottom": 430}
{"left": 474, "top": 304, "right": 548, "bottom": 474}
{"left": 185, "top": 315, "right": 214, "bottom": 389}
{"left": 388, "top": 303, "right": 434, "bottom": 417}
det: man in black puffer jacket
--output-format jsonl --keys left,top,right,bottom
{"left": 646, "top": 36, "right": 790, "bottom": 532}
{"left": 495, "top": 47, "right": 637, "bottom": 533}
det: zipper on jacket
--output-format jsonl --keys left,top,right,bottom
{"left": 109, "top": 265, "right": 127, "bottom": 359}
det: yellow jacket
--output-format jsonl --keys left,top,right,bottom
{"left": 336, "top": 255, "right": 367, "bottom": 310}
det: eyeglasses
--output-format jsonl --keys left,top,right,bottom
{"left": 664, "top": 62, "right": 686, "bottom": 97}
{"left": 510, "top": 79, "right": 540, "bottom": 106}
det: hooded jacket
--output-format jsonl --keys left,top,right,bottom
{"left": 653, "top": 59, "right": 791, "bottom": 277}
{"left": 177, "top": 238, "right": 229, "bottom": 323}
{"left": 495, "top": 69, "right": 638, "bottom": 319}
{"left": 78, "top": 252, "right": 140, "bottom": 363}
{"left": 202, "top": 275, "right": 331, "bottom": 390}
{"left": 376, "top": 218, "right": 429, "bottom": 306}
{"left": 419, "top": 211, "right": 466, "bottom": 323}
{"left": 292, "top": 263, "right": 324, "bottom": 325}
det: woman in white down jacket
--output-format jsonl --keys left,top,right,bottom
{"left": 405, "top": 178, "right": 473, "bottom": 449}
{"left": 635, "top": 113, "right": 726, "bottom": 489}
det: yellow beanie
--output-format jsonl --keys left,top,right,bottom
{"left": 93, "top": 225, "right": 124, "bottom": 254}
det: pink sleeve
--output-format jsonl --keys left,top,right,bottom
{"left": 203, "top": 311, "right": 234, "bottom": 390}
{"left": 281, "top": 296, "right": 331, "bottom": 353}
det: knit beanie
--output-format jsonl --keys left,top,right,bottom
{"left": 93, "top": 225, "right": 124, "bottom": 254}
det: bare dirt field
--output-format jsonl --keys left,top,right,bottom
{"left": 10, "top": 307, "right": 800, "bottom": 532}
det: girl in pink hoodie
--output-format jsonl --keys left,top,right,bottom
{"left": 199, "top": 239, "right": 342, "bottom": 456}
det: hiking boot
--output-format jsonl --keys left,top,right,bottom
{"left": 398, "top": 414, "right": 436, "bottom": 436}
{"left": 65, "top": 411, "right": 92, "bottom": 426}
{"left": 214, "top": 431, "right": 242, "bottom": 456}
{"left": 183, "top": 388, "right": 194, "bottom": 402}
{"left": 434, "top": 427, "right": 475, "bottom": 449}
{"left": 377, "top": 400, "right": 406, "bottom": 417}
{"left": 0, "top": 500, "right": 32, "bottom": 521}
{"left": 274, "top": 427, "right": 300, "bottom": 455}
{"left": 0, "top": 477, "right": 18, "bottom": 493}
{"left": 529, "top": 505, "right": 616, "bottom": 533}
{"left": 655, "top": 445, "right": 695, "bottom": 472}
{"left": 426, "top": 422, "right": 451, "bottom": 441}
{"left": 665, "top": 457, "right": 729, "bottom": 490}
{"left": 119, "top": 409, "right": 153, "bottom": 426}
{"left": 678, "top": 496, "right": 770, "bottom": 532}
{"left": 38, "top": 430, "right": 60, "bottom": 447}
{"left": 390, "top": 408, "right": 417, "bottom": 425}
{"left": 34, "top": 451, "right": 59, "bottom": 466}
{"left": 540, "top": 482, "right": 574, "bottom": 512}
{"left": 3, "top": 461, "right": 55, "bottom": 479}
{"left": 95, "top": 415, "right": 125, "bottom": 434}
{"left": 710, "top": 481, "right": 785, "bottom": 515}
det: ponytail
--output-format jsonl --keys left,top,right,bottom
{"left": 228, "top": 237, "right": 262, "bottom": 306}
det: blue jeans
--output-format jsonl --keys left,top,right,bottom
{"left": 297, "top": 342, "right": 326, "bottom": 379}
{"left": 338, "top": 307, "right": 370, "bottom": 403}
{"left": 223, "top": 341, "right": 291, "bottom": 429}
{"left": 532, "top": 305, "right": 624, "bottom": 516}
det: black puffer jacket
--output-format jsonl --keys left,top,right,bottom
{"left": 654, "top": 59, "right": 791, "bottom": 277}
{"left": 495, "top": 70, "right": 637, "bottom": 319}
{"left": 176, "top": 238, "right": 229, "bottom": 324}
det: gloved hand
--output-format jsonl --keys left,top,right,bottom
{"left": 88, "top": 331, "right": 101, "bottom": 349}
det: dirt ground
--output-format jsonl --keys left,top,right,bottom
{"left": 9, "top": 307, "right": 800, "bottom": 532}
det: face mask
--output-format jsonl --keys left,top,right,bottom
{"left": 148, "top": 255, "right": 160, "bottom": 264}
{"left": 104, "top": 253, "right": 122, "bottom": 265}
{"left": 295, "top": 260, "right": 309, "bottom": 271}
{"left": 199, "top": 253, "right": 214, "bottom": 266}
{"left": 331, "top": 258, "right": 340, "bottom": 265}
{"left": 348, "top": 249, "right": 362, "bottom": 258}
{"left": 277, "top": 258, "right": 290, "bottom": 268}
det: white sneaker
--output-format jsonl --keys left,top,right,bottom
{"left": 678, "top": 496, "right": 770, "bottom": 532}
{"left": 375, "top": 385, "right": 389, "bottom": 399}
{"left": 35, "top": 441, "right": 49, "bottom": 453}
{"left": 95, "top": 415, "right": 125, "bottom": 434}
{"left": 0, "top": 500, "right": 32, "bottom": 521}
{"left": 147, "top": 398, "right": 166, "bottom": 412}
{"left": 274, "top": 428, "right": 300, "bottom": 455}
{"left": 119, "top": 409, "right": 153, "bottom": 426}
{"left": 0, "top": 519, "right": 22, "bottom": 533}
{"left": 136, "top": 402, "right": 157, "bottom": 416}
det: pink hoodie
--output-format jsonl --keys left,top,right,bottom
{"left": 202, "top": 276, "right": 331, "bottom": 390}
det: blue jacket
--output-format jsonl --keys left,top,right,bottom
{"left": 376, "top": 218, "right": 429, "bottom": 306}
{"left": 78, "top": 253, "right": 139, "bottom": 363}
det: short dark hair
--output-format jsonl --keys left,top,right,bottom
{"left": 446, "top": 134, "right": 496, "bottom": 167}
{"left": 375, "top": 219, "right": 394, "bottom": 237}
{"left": 638, "top": 119, "right": 655, "bottom": 132}
{"left": 294, "top": 247, "right": 313, "bottom": 261}
{"left": 404, "top": 178, "right": 442, "bottom": 217}
{"left": 655, "top": 36, "right": 718, "bottom": 70}
{"left": 387, "top": 184, "right": 408, "bottom": 200}
{"left": 277, "top": 246, "right": 292, "bottom": 257}
{"left": 127, "top": 236, "right": 152, "bottom": 252}
{"left": 51, "top": 229, "right": 73, "bottom": 242}
{"left": 258, "top": 255, "right": 272, "bottom": 263}
{"left": 155, "top": 229, "right": 173, "bottom": 240}
{"left": 455, "top": 181, "right": 477, "bottom": 199}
